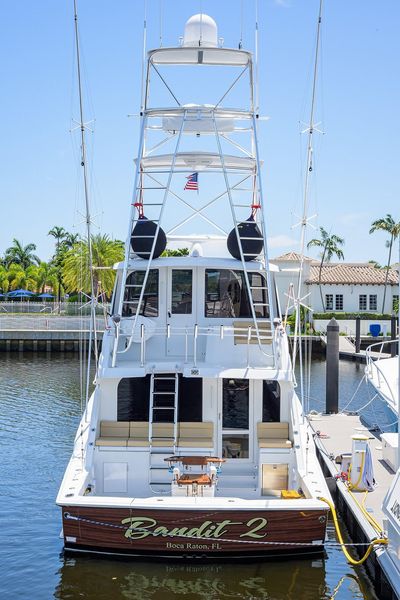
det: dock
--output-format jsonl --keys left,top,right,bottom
{"left": 311, "top": 413, "right": 398, "bottom": 600}
{"left": 0, "top": 316, "right": 105, "bottom": 352}
{"left": 320, "top": 334, "right": 391, "bottom": 362}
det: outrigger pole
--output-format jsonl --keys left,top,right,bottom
{"left": 292, "top": 0, "right": 324, "bottom": 416}
{"left": 73, "top": 0, "right": 98, "bottom": 406}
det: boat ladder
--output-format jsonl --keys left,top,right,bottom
{"left": 148, "top": 372, "right": 179, "bottom": 491}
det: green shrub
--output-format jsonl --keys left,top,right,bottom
{"left": 313, "top": 312, "right": 392, "bottom": 320}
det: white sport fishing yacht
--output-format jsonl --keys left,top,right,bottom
{"left": 366, "top": 328, "right": 400, "bottom": 590}
{"left": 57, "top": 13, "right": 331, "bottom": 558}
{"left": 366, "top": 340, "right": 399, "bottom": 430}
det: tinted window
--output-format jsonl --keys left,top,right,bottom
{"left": 178, "top": 377, "right": 202, "bottom": 422}
{"left": 117, "top": 376, "right": 150, "bottom": 421}
{"left": 122, "top": 270, "right": 158, "bottom": 317}
{"left": 205, "top": 269, "right": 268, "bottom": 318}
{"left": 172, "top": 270, "right": 192, "bottom": 314}
{"left": 262, "top": 380, "right": 280, "bottom": 422}
{"left": 117, "top": 375, "right": 202, "bottom": 423}
{"left": 223, "top": 379, "right": 249, "bottom": 429}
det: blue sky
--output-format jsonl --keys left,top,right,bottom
{"left": 0, "top": 0, "right": 399, "bottom": 265}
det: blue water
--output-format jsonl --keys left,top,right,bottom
{"left": 0, "top": 353, "right": 379, "bottom": 599}
{"left": 301, "top": 356, "right": 396, "bottom": 432}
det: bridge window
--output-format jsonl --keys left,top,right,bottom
{"left": 205, "top": 269, "right": 268, "bottom": 318}
{"left": 171, "top": 269, "right": 192, "bottom": 314}
{"left": 122, "top": 270, "right": 159, "bottom": 317}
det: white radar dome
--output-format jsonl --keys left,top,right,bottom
{"left": 183, "top": 14, "right": 218, "bottom": 48}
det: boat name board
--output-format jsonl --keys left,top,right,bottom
{"left": 121, "top": 516, "right": 268, "bottom": 540}
{"left": 62, "top": 506, "right": 327, "bottom": 554}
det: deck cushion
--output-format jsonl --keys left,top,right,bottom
{"left": 259, "top": 440, "right": 292, "bottom": 449}
{"left": 177, "top": 422, "right": 213, "bottom": 448}
{"left": 257, "top": 422, "right": 292, "bottom": 448}
{"left": 100, "top": 420, "right": 130, "bottom": 438}
{"left": 95, "top": 437, "right": 127, "bottom": 447}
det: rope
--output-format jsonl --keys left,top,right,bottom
{"left": 318, "top": 497, "right": 387, "bottom": 565}
{"left": 63, "top": 512, "right": 382, "bottom": 549}
{"left": 339, "top": 374, "right": 367, "bottom": 413}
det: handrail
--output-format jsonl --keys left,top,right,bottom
{"left": 111, "top": 321, "right": 278, "bottom": 367}
{"left": 365, "top": 339, "right": 398, "bottom": 408}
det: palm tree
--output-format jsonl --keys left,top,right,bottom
{"left": 48, "top": 226, "right": 68, "bottom": 304}
{"left": 369, "top": 214, "right": 400, "bottom": 313}
{"left": 6, "top": 263, "right": 38, "bottom": 291}
{"left": 63, "top": 233, "right": 80, "bottom": 249}
{"left": 4, "top": 239, "right": 41, "bottom": 269}
{"left": 307, "top": 227, "right": 345, "bottom": 312}
{"left": 36, "top": 262, "right": 59, "bottom": 294}
{"left": 368, "top": 260, "right": 382, "bottom": 269}
{"left": 48, "top": 226, "right": 67, "bottom": 254}
{"left": 0, "top": 265, "right": 9, "bottom": 292}
{"left": 62, "top": 234, "right": 124, "bottom": 297}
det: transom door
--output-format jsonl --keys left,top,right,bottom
{"left": 166, "top": 268, "right": 195, "bottom": 357}
{"left": 220, "top": 378, "right": 253, "bottom": 462}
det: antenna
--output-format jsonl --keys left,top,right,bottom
{"left": 72, "top": 0, "right": 98, "bottom": 406}
{"left": 254, "top": 0, "right": 259, "bottom": 113}
{"left": 140, "top": 0, "right": 148, "bottom": 112}
{"left": 292, "top": 0, "right": 324, "bottom": 417}
{"left": 159, "top": 0, "right": 163, "bottom": 47}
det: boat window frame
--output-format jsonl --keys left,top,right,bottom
{"left": 122, "top": 269, "right": 159, "bottom": 318}
{"left": 204, "top": 268, "right": 268, "bottom": 319}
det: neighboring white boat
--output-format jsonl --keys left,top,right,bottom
{"left": 57, "top": 12, "right": 331, "bottom": 558}
{"left": 366, "top": 340, "right": 399, "bottom": 430}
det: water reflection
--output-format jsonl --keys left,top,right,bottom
{"left": 0, "top": 354, "right": 380, "bottom": 599}
{"left": 55, "top": 554, "right": 328, "bottom": 600}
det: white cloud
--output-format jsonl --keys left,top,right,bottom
{"left": 268, "top": 234, "right": 300, "bottom": 248}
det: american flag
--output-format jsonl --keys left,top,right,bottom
{"left": 184, "top": 172, "right": 199, "bottom": 191}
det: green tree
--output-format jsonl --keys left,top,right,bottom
{"left": 63, "top": 233, "right": 80, "bottom": 249}
{"left": 62, "top": 234, "right": 124, "bottom": 297}
{"left": 48, "top": 226, "right": 68, "bottom": 303}
{"left": 307, "top": 227, "right": 345, "bottom": 312}
{"left": 36, "top": 261, "right": 59, "bottom": 294}
{"left": 161, "top": 248, "right": 189, "bottom": 257}
{"left": 368, "top": 260, "right": 382, "bottom": 269}
{"left": 6, "top": 263, "right": 38, "bottom": 291}
{"left": 369, "top": 214, "right": 400, "bottom": 313}
{"left": 4, "top": 239, "right": 40, "bottom": 269}
{"left": 48, "top": 226, "right": 67, "bottom": 253}
{"left": 0, "top": 265, "right": 9, "bottom": 292}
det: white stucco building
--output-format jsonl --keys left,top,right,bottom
{"left": 272, "top": 252, "right": 399, "bottom": 317}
